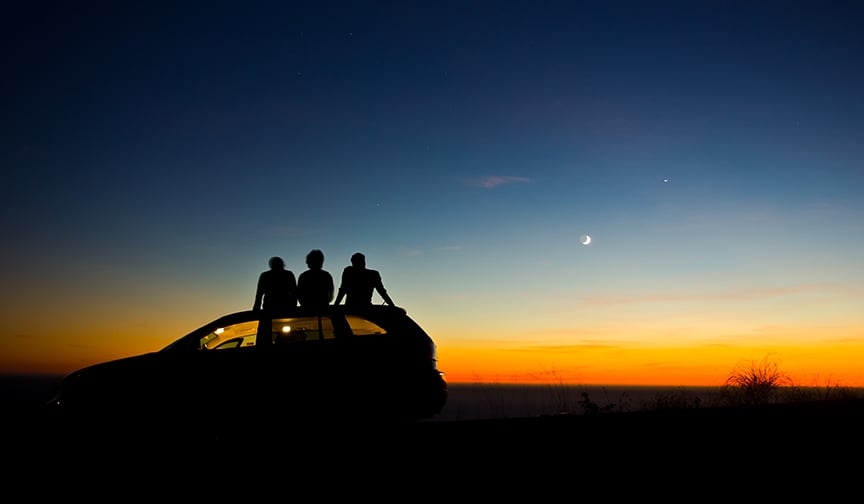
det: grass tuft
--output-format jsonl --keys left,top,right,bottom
{"left": 719, "top": 354, "right": 792, "bottom": 406}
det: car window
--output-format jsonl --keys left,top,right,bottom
{"left": 344, "top": 315, "right": 387, "bottom": 336}
{"left": 200, "top": 320, "right": 259, "bottom": 350}
{"left": 272, "top": 316, "right": 336, "bottom": 344}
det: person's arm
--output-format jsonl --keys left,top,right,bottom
{"left": 326, "top": 273, "right": 335, "bottom": 303}
{"left": 296, "top": 272, "right": 306, "bottom": 307}
{"left": 334, "top": 270, "right": 346, "bottom": 305}
{"left": 379, "top": 288, "right": 394, "bottom": 306}
{"left": 253, "top": 273, "right": 265, "bottom": 310}
{"left": 288, "top": 271, "right": 298, "bottom": 307}
{"left": 374, "top": 271, "right": 395, "bottom": 306}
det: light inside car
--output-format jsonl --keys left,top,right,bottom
{"left": 215, "top": 327, "right": 224, "bottom": 335}
{"left": 281, "top": 325, "right": 291, "bottom": 333}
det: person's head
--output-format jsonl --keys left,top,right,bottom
{"left": 306, "top": 249, "right": 325, "bottom": 269}
{"left": 269, "top": 256, "right": 285, "bottom": 270}
{"left": 350, "top": 252, "right": 366, "bottom": 268}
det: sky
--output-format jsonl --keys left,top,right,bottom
{"left": 2, "top": 0, "right": 863, "bottom": 387}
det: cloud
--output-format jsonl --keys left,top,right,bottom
{"left": 398, "top": 246, "right": 423, "bottom": 257}
{"left": 520, "top": 343, "right": 621, "bottom": 353}
{"left": 580, "top": 283, "right": 851, "bottom": 306}
{"left": 469, "top": 176, "right": 533, "bottom": 189}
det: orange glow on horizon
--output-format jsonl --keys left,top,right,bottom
{"left": 437, "top": 342, "right": 864, "bottom": 388}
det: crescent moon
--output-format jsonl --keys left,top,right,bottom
{"left": 580, "top": 234, "right": 592, "bottom": 245}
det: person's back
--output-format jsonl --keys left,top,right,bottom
{"left": 297, "top": 249, "right": 334, "bottom": 309}
{"left": 335, "top": 252, "right": 394, "bottom": 307}
{"left": 254, "top": 257, "right": 297, "bottom": 312}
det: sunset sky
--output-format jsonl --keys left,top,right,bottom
{"left": 3, "top": 1, "right": 863, "bottom": 387}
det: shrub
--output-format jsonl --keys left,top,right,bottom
{"left": 720, "top": 355, "right": 792, "bottom": 406}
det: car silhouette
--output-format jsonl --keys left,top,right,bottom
{"left": 47, "top": 305, "right": 447, "bottom": 435}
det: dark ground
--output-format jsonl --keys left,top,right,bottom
{"left": 3, "top": 376, "right": 863, "bottom": 494}
{"left": 7, "top": 393, "right": 864, "bottom": 456}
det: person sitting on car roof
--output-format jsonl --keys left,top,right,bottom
{"left": 334, "top": 252, "right": 395, "bottom": 308}
{"left": 297, "top": 249, "right": 335, "bottom": 309}
{"left": 253, "top": 256, "right": 297, "bottom": 312}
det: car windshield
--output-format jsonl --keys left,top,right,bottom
{"left": 200, "top": 320, "right": 259, "bottom": 349}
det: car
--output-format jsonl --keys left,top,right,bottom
{"left": 46, "top": 305, "right": 447, "bottom": 436}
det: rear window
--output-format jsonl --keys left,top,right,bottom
{"left": 344, "top": 315, "right": 387, "bottom": 336}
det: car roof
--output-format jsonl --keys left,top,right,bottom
{"left": 198, "top": 305, "right": 412, "bottom": 331}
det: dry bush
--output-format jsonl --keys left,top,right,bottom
{"left": 720, "top": 355, "right": 793, "bottom": 406}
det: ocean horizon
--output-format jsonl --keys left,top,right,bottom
{"left": 2, "top": 374, "right": 859, "bottom": 422}
{"left": 434, "top": 383, "right": 719, "bottom": 421}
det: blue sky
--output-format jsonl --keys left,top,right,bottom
{"left": 3, "top": 1, "right": 863, "bottom": 384}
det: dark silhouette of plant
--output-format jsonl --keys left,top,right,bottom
{"left": 578, "top": 392, "right": 600, "bottom": 415}
{"left": 721, "top": 354, "right": 792, "bottom": 405}
{"left": 541, "top": 373, "right": 575, "bottom": 414}
{"left": 782, "top": 376, "right": 862, "bottom": 402}
{"left": 643, "top": 388, "right": 702, "bottom": 411}
{"left": 577, "top": 390, "right": 620, "bottom": 415}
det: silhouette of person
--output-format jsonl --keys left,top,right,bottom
{"left": 297, "top": 249, "right": 334, "bottom": 309}
{"left": 253, "top": 256, "right": 298, "bottom": 312}
{"left": 334, "top": 252, "right": 395, "bottom": 308}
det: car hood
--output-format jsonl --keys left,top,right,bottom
{"left": 65, "top": 352, "right": 160, "bottom": 381}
